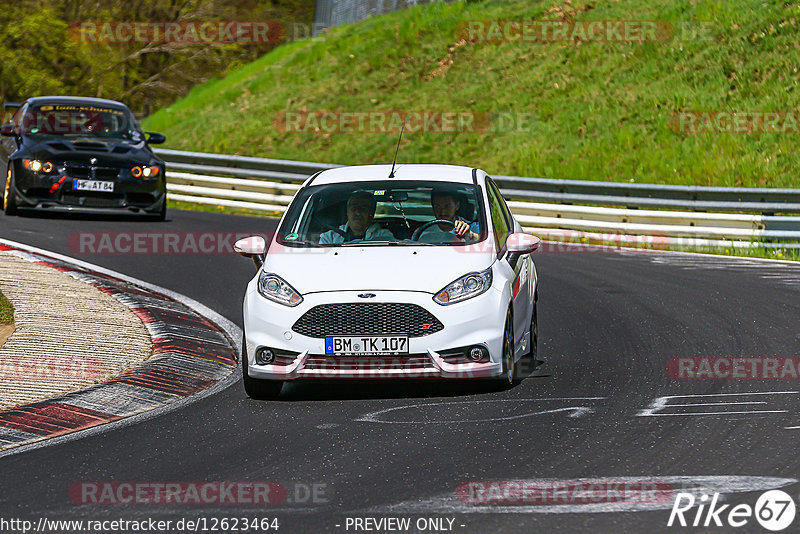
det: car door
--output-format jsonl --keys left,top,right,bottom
{"left": 487, "top": 178, "right": 531, "bottom": 354}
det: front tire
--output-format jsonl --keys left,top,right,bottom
{"left": 3, "top": 166, "right": 18, "bottom": 215}
{"left": 242, "top": 340, "right": 283, "bottom": 400}
{"left": 154, "top": 198, "right": 166, "bottom": 221}
{"left": 523, "top": 299, "right": 538, "bottom": 374}
{"left": 493, "top": 308, "right": 518, "bottom": 389}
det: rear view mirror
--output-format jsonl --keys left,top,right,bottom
{"left": 146, "top": 132, "right": 166, "bottom": 144}
{"left": 234, "top": 236, "right": 267, "bottom": 268}
{"left": 0, "top": 124, "right": 16, "bottom": 136}
{"left": 506, "top": 233, "right": 540, "bottom": 254}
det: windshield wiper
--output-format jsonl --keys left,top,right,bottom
{"left": 284, "top": 240, "right": 322, "bottom": 247}
{"left": 340, "top": 240, "right": 403, "bottom": 247}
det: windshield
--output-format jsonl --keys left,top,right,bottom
{"left": 278, "top": 180, "right": 486, "bottom": 247}
{"left": 19, "top": 103, "right": 143, "bottom": 140}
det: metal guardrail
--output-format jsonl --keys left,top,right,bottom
{"left": 313, "top": 0, "right": 445, "bottom": 34}
{"left": 155, "top": 148, "right": 800, "bottom": 249}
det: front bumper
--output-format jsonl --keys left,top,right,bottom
{"left": 11, "top": 163, "right": 165, "bottom": 215}
{"left": 243, "top": 286, "right": 507, "bottom": 380}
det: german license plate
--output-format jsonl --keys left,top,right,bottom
{"left": 73, "top": 179, "right": 114, "bottom": 192}
{"left": 325, "top": 336, "right": 409, "bottom": 355}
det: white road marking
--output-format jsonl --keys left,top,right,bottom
{"left": 638, "top": 392, "right": 798, "bottom": 417}
{"left": 641, "top": 411, "right": 787, "bottom": 417}
{"left": 370, "top": 476, "right": 798, "bottom": 515}
{"left": 357, "top": 398, "right": 605, "bottom": 424}
{"left": 679, "top": 402, "right": 766, "bottom": 406}
{"left": 618, "top": 250, "right": 800, "bottom": 287}
{"left": 316, "top": 423, "right": 341, "bottom": 429}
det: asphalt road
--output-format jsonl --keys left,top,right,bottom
{"left": 1, "top": 208, "right": 800, "bottom": 533}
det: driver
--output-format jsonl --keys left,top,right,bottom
{"left": 417, "top": 188, "right": 480, "bottom": 242}
{"left": 319, "top": 191, "right": 395, "bottom": 244}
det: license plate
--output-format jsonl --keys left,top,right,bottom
{"left": 73, "top": 179, "right": 114, "bottom": 192}
{"left": 325, "top": 336, "right": 409, "bottom": 355}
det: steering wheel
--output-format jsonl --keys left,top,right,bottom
{"left": 323, "top": 223, "right": 348, "bottom": 238}
{"left": 411, "top": 219, "right": 456, "bottom": 241}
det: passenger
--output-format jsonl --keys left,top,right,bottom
{"left": 319, "top": 191, "right": 395, "bottom": 244}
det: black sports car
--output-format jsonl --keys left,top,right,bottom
{"left": 1, "top": 96, "right": 167, "bottom": 219}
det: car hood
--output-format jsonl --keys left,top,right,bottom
{"left": 263, "top": 244, "right": 495, "bottom": 295}
{"left": 20, "top": 135, "right": 155, "bottom": 165}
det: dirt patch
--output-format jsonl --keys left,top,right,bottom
{"left": 0, "top": 324, "right": 13, "bottom": 348}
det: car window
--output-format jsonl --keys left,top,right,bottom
{"left": 488, "top": 178, "right": 514, "bottom": 228}
{"left": 9, "top": 106, "right": 25, "bottom": 132}
{"left": 277, "top": 180, "right": 486, "bottom": 247}
{"left": 20, "top": 103, "right": 143, "bottom": 140}
{"left": 487, "top": 181, "right": 511, "bottom": 254}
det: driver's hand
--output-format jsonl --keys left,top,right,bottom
{"left": 454, "top": 220, "right": 469, "bottom": 237}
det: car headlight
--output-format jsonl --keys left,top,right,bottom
{"left": 258, "top": 272, "right": 303, "bottom": 307}
{"left": 23, "top": 159, "right": 54, "bottom": 173}
{"left": 433, "top": 267, "right": 493, "bottom": 305}
{"left": 131, "top": 165, "right": 160, "bottom": 178}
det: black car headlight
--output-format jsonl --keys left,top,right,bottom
{"left": 131, "top": 165, "right": 160, "bottom": 178}
{"left": 23, "top": 159, "right": 55, "bottom": 173}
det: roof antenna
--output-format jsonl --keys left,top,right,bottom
{"left": 388, "top": 122, "right": 405, "bottom": 178}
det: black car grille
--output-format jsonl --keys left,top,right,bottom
{"left": 304, "top": 354, "right": 435, "bottom": 370}
{"left": 61, "top": 192, "right": 124, "bottom": 208}
{"left": 292, "top": 303, "right": 444, "bottom": 338}
{"left": 65, "top": 164, "right": 120, "bottom": 179}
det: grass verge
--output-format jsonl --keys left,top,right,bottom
{"left": 167, "top": 199, "right": 283, "bottom": 219}
{"left": 144, "top": 0, "right": 800, "bottom": 188}
{"left": 0, "top": 290, "right": 14, "bottom": 325}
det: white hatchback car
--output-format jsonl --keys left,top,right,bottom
{"left": 235, "top": 164, "right": 540, "bottom": 399}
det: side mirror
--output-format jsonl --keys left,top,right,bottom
{"left": 506, "top": 232, "right": 540, "bottom": 254}
{"left": 146, "top": 132, "right": 166, "bottom": 144}
{"left": 0, "top": 124, "right": 16, "bottom": 136}
{"left": 234, "top": 236, "right": 266, "bottom": 268}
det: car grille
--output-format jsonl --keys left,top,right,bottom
{"left": 304, "top": 354, "right": 435, "bottom": 371}
{"left": 61, "top": 192, "right": 124, "bottom": 208}
{"left": 292, "top": 303, "right": 444, "bottom": 338}
{"left": 65, "top": 164, "right": 121, "bottom": 179}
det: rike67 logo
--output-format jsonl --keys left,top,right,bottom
{"left": 668, "top": 490, "right": 796, "bottom": 531}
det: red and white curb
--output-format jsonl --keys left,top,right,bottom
{"left": 0, "top": 239, "right": 239, "bottom": 453}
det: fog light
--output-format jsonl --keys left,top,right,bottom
{"left": 468, "top": 346, "right": 486, "bottom": 362}
{"left": 256, "top": 347, "right": 275, "bottom": 365}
